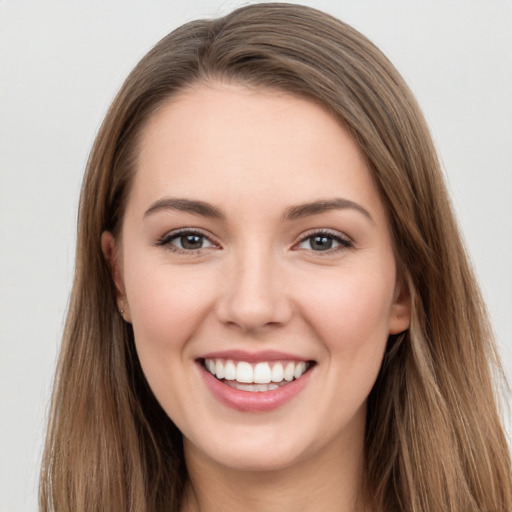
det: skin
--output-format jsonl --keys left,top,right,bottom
{"left": 102, "top": 82, "right": 410, "bottom": 512}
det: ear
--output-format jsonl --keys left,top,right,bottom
{"left": 388, "top": 273, "right": 411, "bottom": 335}
{"left": 101, "top": 231, "right": 132, "bottom": 323}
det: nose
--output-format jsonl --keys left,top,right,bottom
{"left": 215, "top": 247, "right": 293, "bottom": 332}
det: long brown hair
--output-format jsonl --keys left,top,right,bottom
{"left": 40, "top": 3, "right": 511, "bottom": 511}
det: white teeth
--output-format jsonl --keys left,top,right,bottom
{"left": 234, "top": 383, "right": 255, "bottom": 392}
{"left": 226, "top": 381, "right": 281, "bottom": 392}
{"left": 215, "top": 359, "right": 225, "bottom": 379}
{"left": 283, "top": 362, "right": 295, "bottom": 382}
{"left": 204, "top": 358, "right": 310, "bottom": 386}
{"left": 271, "top": 363, "right": 284, "bottom": 382}
{"left": 236, "top": 361, "right": 253, "bottom": 383}
{"left": 294, "top": 361, "right": 307, "bottom": 379}
{"left": 224, "top": 360, "right": 236, "bottom": 381}
{"left": 253, "top": 362, "right": 272, "bottom": 383}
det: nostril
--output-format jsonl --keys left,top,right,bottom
{"left": 215, "top": 292, "right": 293, "bottom": 332}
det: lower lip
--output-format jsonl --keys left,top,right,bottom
{"left": 199, "top": 363, "right": 313, "bottom": 412}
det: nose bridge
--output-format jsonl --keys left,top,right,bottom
{"left": 216, "top": 240, "right": 291, "bottom": 331}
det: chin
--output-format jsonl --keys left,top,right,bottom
{"left": 182, "top": 420, "right": 334, "bottom": 474}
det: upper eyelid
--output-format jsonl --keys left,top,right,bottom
{"left": 156, "top": 228, "right": 219, "bottom": 246}
{"left": 161, "top": 227, "right": 213, "bottom": 238}
{"left": 296, "top": 228, "right": 352, "bottom": 243}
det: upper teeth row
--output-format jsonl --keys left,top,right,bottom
{"left": 205, "top": 359, "right": 308, "bottom": 384}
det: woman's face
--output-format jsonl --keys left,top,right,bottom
{"left": 103, "top": 83, "right": 410, "bottom": 473}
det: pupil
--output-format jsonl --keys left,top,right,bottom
{"left": 311, "top": 235, "right": 332, "bottom": 250}
{"left": 181, "top": 234, "right": 202, "bottom": 249}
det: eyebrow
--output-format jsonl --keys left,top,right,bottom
{"left": 283, "top": 198, "right": 374, "bottom": 223}
{"left": 143, "top": 196, "right": 373, "bottom": 223}
{"left": 144, "top": 198, "right": 224, "bottom": 219}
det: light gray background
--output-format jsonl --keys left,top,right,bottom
{"left": 1, "top": 1, "right": 511, "bottom": 510}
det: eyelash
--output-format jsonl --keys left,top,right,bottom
{"left": 294, "top": 229, "right": 353, "bottom": 254}
{"left": 155, "top": 229, "right": 218, "bottom": 255}
{"left": 155, "top": 228, "right": 353, "bottom": 255}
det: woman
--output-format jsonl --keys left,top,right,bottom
{"left": 39, "top": 3, "right": 511, "bottom": 511}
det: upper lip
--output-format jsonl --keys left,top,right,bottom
{"left": 198, "top": 349, "right": 311, "bottom": 363}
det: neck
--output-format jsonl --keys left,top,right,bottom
{"left": 180, "top": 432, "right": 366, "bottom": 512}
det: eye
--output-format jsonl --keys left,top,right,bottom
{"left": 156, "top": 229, "right": 218, "bottom": 253}
{"left": 295, "top": 230, "right": 353, "bottom": 252}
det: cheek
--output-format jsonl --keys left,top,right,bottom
{"left": 123, "top": 263, "right": 218, "bottom": 420}
{"left": 299, "top": 264, "right": 395, "bottom": 363}
{"left": 123, "top": 262, "right": 215, "bottom": 369}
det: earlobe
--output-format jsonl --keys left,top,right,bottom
{"left": 101, "top": 231, "right": 132, "bottom": 322}
{"left": 388, "top": 276, "right": 411, "bottom": 335}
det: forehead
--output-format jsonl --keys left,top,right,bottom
{"left": 130, "top": 82, "right": 384, "bottom": 220}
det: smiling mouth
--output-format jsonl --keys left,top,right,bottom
{"left": 201, "top": 358, "right": 314, "bottom": 392}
